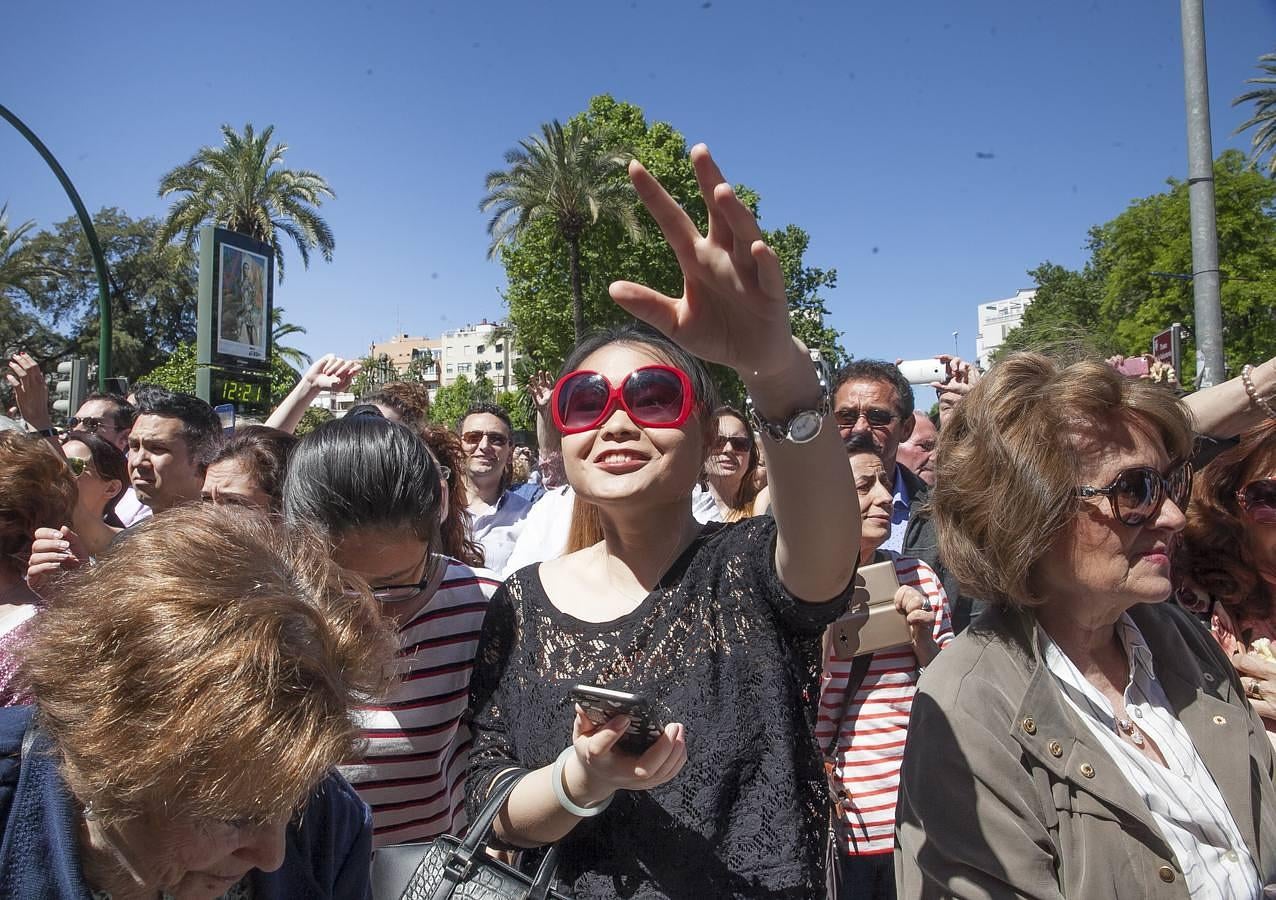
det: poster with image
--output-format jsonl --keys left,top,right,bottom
{"left": 216, "top": 243, "right": 269, "bottom": 361}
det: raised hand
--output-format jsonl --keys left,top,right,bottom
{"left": 609, "top": 145, "right": 798, "bottom": 380}
{"left": 27, "top": 525, "right": 87, "bottom": 591}
{"left": 303, "top": 354, "right": 362, "bottom": 393}
{"left": 5, "top": 352, "right": 52, "bottom": 430}
{"left": 528, "top": 369, "right": 556, "bottom": 410}
{"left": 895, "top": 585, "right": 941, "bottom": 666}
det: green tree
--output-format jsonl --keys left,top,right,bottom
{"left": 999, "top": 151, "right": 1276, "bottom": 374}
{"left": 157, "top": 123, "right": 335, "bottom": 282}
{"left": 138, "top": 341, "right": 300, "bottom": 405}
{"left": 431, "top": 373, "right": 499, "bottom": 429}
{"left": 270, "top": 306, "right": 310, "bottom": 369}
{"left": 349, "top": 353, "right": 396, "bottom": 398}
{"left": 0, "top": 203, "right": 60, "bottom": 355}
{"left": 21, "top": 209, "right": 198, "bottom": 378}
{"left": 482, "top": 118, "right": 641, "bottom": 344}
{"left": 496, "top": 96, "right": 844, "bottom": 383}
{"left": 1234, "top": 50, "right": 1276, "bottom": 176}
{"left": 294, "top": 405, "right": 333, "bottom": 436}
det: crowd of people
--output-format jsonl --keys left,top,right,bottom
{"left": 2, "top": 145, "right": 1276, "bottom": 899}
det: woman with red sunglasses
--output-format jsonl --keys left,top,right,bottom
{"left": 467, "top": 145, "right": 859, "bottom": 897}
{"left": 1177, "top": 419, "right": 1276, "bottom": 741}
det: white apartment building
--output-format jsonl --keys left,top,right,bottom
{"left": 439, "top": 320, "right": 521, "bottom": 391}
{"left": 309, "top": 390, "right": 358, "bottom": 417}
{"left": 974, "top": 289, "right": 1037, "bottom": 370}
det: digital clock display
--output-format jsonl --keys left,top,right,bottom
{"left": 208, "top": 368, "right": 272, "bottom": 418}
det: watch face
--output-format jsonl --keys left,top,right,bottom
{"left": 788, "top": 410, "right": 823, "bottom": 443}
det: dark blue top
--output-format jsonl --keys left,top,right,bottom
{"left": 0, "top": 706, "right": 373, "bottom": 900}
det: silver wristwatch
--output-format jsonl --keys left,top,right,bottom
{"left": 747, "top": 381, "right": 832, "bottom": 444}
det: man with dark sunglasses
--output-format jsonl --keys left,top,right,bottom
{"left": 457, "top": 402, "right": 531, "bottom": 574}
{"left": 833, "top": 359, "right": 980, "bottom": 633}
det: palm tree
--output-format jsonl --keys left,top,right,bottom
{"left": 1234, "top": 51, "right": 1276, "bottom": 176}
{"left": 156, "top": 123, "right": 335, "bottom": 281}
{"left": 0, "top": 203, "right": 54, "bottom": 298}
{"left": 481, "top": 120, "right": 641, "bottom": 343}
{"left": 270, "top": 306, "right": 311, "bottom": 368}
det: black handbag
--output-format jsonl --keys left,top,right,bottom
{"left": 371, "top": 770, "right": 569, "bottom": 900}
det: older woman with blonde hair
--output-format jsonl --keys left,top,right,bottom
{"left": 0, "top": 504, "right": 394, "bottom": 899}
{"left": 896, "top": 353, "right": 1276, "bottom": 899}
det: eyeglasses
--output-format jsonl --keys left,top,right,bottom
{"left": 712, "top": 434, "right": 751, "bottom": 453}
{"left": 368, "top": 551, "right": 435, "bottom": 604}
{"left": 552, "top": 365, "right": 694, "bottom": 435}
{"left": 834, "top": 407, "right": 898, "bottom": 432}
{"left": 1238, "top": 478, "right": 1276, "bottom": 525}
{"left": 65, "top": 456, "right": 89, "bottom": 477}
{"left": 460, "top": 430, "right": 509, "bottom": 449}
{"left": 67, "top": 416, "right": 114, "bottom": 434}
{"left": 1075, "top": 461, "right": 1193, "bottom": 527}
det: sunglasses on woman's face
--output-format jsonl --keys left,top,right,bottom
{"left": 712, "top": 434, "right": 751, "bottom": 453}
{"left": 552, "top": 365, "right": 694, "bottom": 435}
{"left": 1238, "top": 478, "right": 1276, "bottom": 525}
{"left": 65, "top": 456, "right": 89, "bottom": 478}
{"left": 1075, "top": 461, "right": 1193, "bottom": 527}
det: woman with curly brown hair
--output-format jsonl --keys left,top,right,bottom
{"left": 0, "top": 432, "right": 77, "bottom": 706}
{"left": 420, "top": 424, "right": 486, "bottom": 568}
{"left": 0, "top": 503, "right": 394, "bottom": 899}
{"left": 1177, "top": 419, "right": 1276, "bottom": 734}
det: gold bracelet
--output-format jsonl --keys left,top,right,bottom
{"left": 1241, "top": 364, "right": 1276, "bottom": 419}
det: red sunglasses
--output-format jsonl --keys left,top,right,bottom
{"left": 1238, "top": 478, "right": 1276, "bottom": 525}
{"left": 551, "top": 365, "right": 695, "bottom": 435}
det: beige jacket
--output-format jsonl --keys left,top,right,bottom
{"left": 895, "top": 602, "right": 1276, "bottom": 899}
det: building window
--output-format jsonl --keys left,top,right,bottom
{"left": 458, "top": 362, "right": 472, "bottom": 373}
{"left": 477, "top": 344, "right": 486, "bottom": 354}
{"left": 495, "top": 361, "right": 503, "bottom": 370}
{"left": 463, "top": 345, "right": 471, "bottom": 355}
{"left": 446, "top": 364, "right": 454, "bottom": 374}
{"left": 495, "top": 343, "right": 504, "bottom": 353}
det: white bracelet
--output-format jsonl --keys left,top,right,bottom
{"left": 551, "top": 746, "right": 614, "bottom": 818}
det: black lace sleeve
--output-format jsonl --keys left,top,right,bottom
{"left": 466, "top": 583, "right": 527, "bottom": 814}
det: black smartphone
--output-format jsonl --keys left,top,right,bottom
{"left": 568, "top": 684, "right": 665, "bottom": 755}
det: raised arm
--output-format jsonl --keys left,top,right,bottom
{"left": 264, "top": 354, "right": 361, "bottom": 434}
{"left": 5, "top": 351, "right": 59, "bottom": 449}
{"left": 1182, "top": 355, "right": 1276, "bottom": 439}
{"left": 609, "top": 145, "right": 858, "bottom": 602}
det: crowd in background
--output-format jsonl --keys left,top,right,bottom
{"left": 2, "top": 146, "right": 1276, "bottom": 899}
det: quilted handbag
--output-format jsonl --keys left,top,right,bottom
{"left": 370, "top": 771, "right": 569, "bottom": 900}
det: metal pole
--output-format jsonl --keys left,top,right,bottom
{"left": 0, "top": 103, "right": 113, "bottom": 390}
{"left": 1179, "top": 0, "right": 1225, "bottom": 388}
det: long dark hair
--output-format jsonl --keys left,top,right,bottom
{"left": 561, "top": 324, "right": 719, "bottom": 553}
{"left": 62, "top": 432, "right": 128, "bottom": 528}
{"left": 421, "top": 424, "right": 485, "bottom": 568}
{"left": 282, "top": 416, "right": 441, "bottom": 546}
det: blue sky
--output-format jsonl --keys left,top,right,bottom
{"left": 4, "top": 0, "right": 1275, "bottom": 376}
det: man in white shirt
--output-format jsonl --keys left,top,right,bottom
{"left": 459, "top": 403, "right": 531, "bottom": 575}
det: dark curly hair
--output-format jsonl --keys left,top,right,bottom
{"left": 421, "top": 425, "right": 485, "bottom": 569}
{"left": 1176, "top": 419, "right": 1276, "bottom": 628}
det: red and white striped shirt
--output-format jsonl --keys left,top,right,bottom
{"left": 815, "top": 554, "right": 952, "bottom": 856}
{"left": 340, "top": 558, "right": 499, "bottom": 848}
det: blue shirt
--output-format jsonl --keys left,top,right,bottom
{"left": 882, "top": 466, "right": 912, "bottom": 554}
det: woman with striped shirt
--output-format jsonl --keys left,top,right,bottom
{"left": 819, "top": 442, "right": 952, "bottom": 898}
{"left": 283, "top": 414, "right": 499, "bottom": 848}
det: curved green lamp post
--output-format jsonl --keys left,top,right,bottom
{"left": 0, "top": 103, "right": 112, "bottom": 389}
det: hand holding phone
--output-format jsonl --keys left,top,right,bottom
{"left": 568, "top": 684, "right": 665, "bottom": 754}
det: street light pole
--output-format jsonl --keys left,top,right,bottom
{"left": 1179, "top": 0, "right": 1226, "bottom": 388}
{"left": 0, "top": 103, "right": 112, "bottom": 389}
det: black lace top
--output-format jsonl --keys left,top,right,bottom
{"left": 467, "top": 517, "right": 854, "bottom": 899}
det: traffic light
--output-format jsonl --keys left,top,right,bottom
{"left": 53, "top": 357, "right": 89, "bottom": 420}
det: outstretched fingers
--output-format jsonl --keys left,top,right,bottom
{"left": 690, "top": 145, "right": 734, "bottom": 252}
{"left": 629, "top": 159, "right": 699, "bottom": 260}
{"left": 608, "top": 281, "right": 683, "bottom": 338}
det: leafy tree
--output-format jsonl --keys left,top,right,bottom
{"left": 999, "top": 150, "right": 1276, "bottom": 374}
{"left": 0, "top": 203, "right": 60, "bottom": 356}
{"left": 138, "top": 341, "right": 300, "bottom": 405}
{"left": 496, "top": 96, "right": 844, "bottom": 396}
{"left": 157, "top": 123, "right": 335, "bottom": 282}
{"left": 294, "top": 405, "right": 333, "bottom": 436}
{"left": 349, "top": 353, "right": 396, "bottom": 398}
{"left": 482, "top": 117, "right": 641, "bottom": 343}
{"left": 20, "top": 208, "right": 198, "bottom": 378}
{"left": 430, "top": 373, "right": 498, "bottom": 429}
{"left": 271, "top": 306, "right": 311, "bottom": 369}
{"left": 1234, "top": 50, "right": 1276, "bottom": 176}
